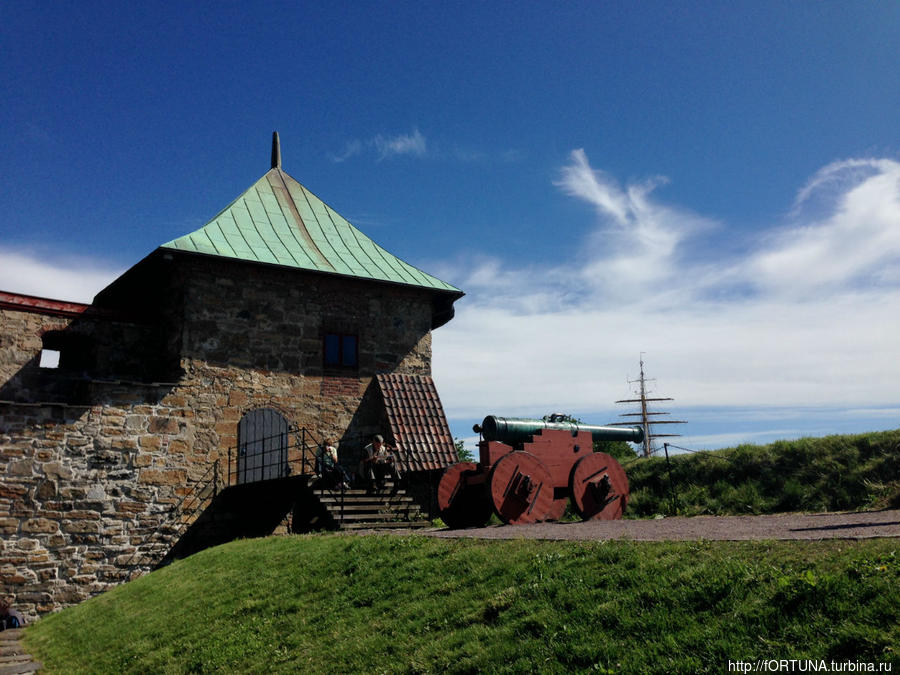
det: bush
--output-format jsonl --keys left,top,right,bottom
{"left": 625, "top": 429, "right": 900, "bottom": 517}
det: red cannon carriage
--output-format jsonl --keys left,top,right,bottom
{"left": 438, "top": 415, "right": 644, "bottom": 528}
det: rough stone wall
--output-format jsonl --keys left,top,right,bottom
{"left": 0, "top": 258, "right": 443, "bottom": 618}
{"left": 176, "top": 257, "right": 435, "bottom": 468}
{"left": 0, "top": 307, "right": 195, "bottom": 619}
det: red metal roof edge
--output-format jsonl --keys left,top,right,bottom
{"left": 0, "top": 290, "right": 130, "bottom": 321}
{"left": 0, "top": 290, "right": 92, "bottom": 318}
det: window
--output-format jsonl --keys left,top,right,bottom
{"left": 39, "top": 331, "right": 93, "bottom": 372}
{"left": 39, "top": 349, "right": 61, "bottom": 369}
{"left": 324, "top": 332, "right": 358, "bottom": 367}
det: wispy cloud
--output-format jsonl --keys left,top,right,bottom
{"left": 373, "top": 129, "right": 426, "bottom": 160}
{"left": 744, "top": 158, "right": 900, "bottom": 297}
{"left": 0, "top": 248, "right": 122, "bottom": 303}
{"left": 331, "top": 139, "right": 363, "bottom": 163}
{"left": 434, "top": 152, "right": 900, "bottom": 424}
{"left": 331, "top": 130, "right": 523, "bottom": 165}
{"left": 331, "top": 129, "right": 427, "bottom": 162}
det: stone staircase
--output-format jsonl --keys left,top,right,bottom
{"left": 137, "top": 475, "right": 432, "bottom": 567}
{"left": 311, "top": 480, "right": 431, "bottom": 530}
{"left": 0, "top": 630, "right": 41, "bottom": 675}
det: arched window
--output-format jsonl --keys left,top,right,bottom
{"left": 237, "top": 408, "right": 290, "bottom": 484}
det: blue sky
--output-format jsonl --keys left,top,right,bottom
{"left": 2, "top": 2, "right": 899, "bottom": 453}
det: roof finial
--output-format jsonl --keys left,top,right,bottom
{"left": 271, "top": 131, "right": 282, "bottom": 169}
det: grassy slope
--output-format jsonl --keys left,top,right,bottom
{"left": 25, "top": 535, "right": 900, "bottom": 674}
{"left": 626, "top": 429, "right": 900, "bottom": 518}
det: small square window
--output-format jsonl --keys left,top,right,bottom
{"left": 39, "top": 349, "right": 61, "bottom": 369}
{"left": 324, "top": 332, "right": 358, "bottom": 367}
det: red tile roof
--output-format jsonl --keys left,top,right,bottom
{"left": 376, "top": 373, "right": 458, "bottom": 472}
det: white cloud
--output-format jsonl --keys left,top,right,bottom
{"left": 332, "top": 131, "right": 523, "bottom": 165}
{"left": 373, "top": 129, "right": 427, "bottom": 160}
{"left": 743, "top": 159, "right": 900, "bottom": 296}
{"left": 331, "top": 129, "right": 427, "bottom": 162}
{"left": 330, "top": 139, "right": 363, "bottom": 163}
{"left": 434, "top": 153, "right": 900, "bottom": 429}
{"left": 0, "top": 249, "right": 121, "bottom": 303}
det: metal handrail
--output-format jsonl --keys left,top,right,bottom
{"left": 125, "top": 428, "right": 416, "bottom": 562}
{"left": 123, "top": 459, "right": 222, "bottom": 570}
{"left": 225, "top": 427, "right": 382, "bottom": 488}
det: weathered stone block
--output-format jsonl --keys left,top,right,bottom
{"left": 138, "top": 468, "right": 187, "bottom": 486}
{"left": 45, "top": 535, "right": 66, "bottom": 549}
{"left": 38, "top": 567, "right": 58, "bottom": 581}
{"left": 12, "top": 591, "right": 51, "bottom": 604}
{"left": 62, "top": 520, "right": 101, "bottom": 534}
{"left": 115, "top": 501, "right": 145, "bottom": 515}
{"left": 133, "top": 455, "right": 153, "bottom": 470}
{"left": 124, "top": 415, "right": 145, "bottom": 430}
{"left": 168, "top": 439, "right": 189, "bottom": 455}
{"left": 0, "top": 484, "right": 28, "bottom": 499}
{"left": 148, "top": 417, "right": 179, "bottom": 434}
{"left": 42, "top": 461, "right": 74, "bottom": 480}
{"left": 21, "top": 518, "right": 58, "bottom": 534}
{"left": 35, "top": 479, "right": 58, "bottom": 499}
{"left": 7, "top": 459, "right": 34, "bottom": 476}
{"left": 138, "top": 435, "right": 161, "bottom": 451}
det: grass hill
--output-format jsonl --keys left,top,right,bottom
{"left": 625, "top": 429, "right": 900, "bottom": 518}
{"left": 24, "top": 535, "right": 900, "bottom": 674}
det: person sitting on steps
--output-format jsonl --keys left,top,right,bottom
{"left": 317, "top": 439, "right": 351, "bottom": 490}
{"left": 359, "top": 434, "right": 402, "bottom": 490}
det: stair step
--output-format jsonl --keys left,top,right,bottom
{"left": 318, "top": 496, "right": 414, "bottom": 506}
{"left": 340, "top": 520, "right": 432, "bottom": 530}
{"left": 318, "top": 503, "right": 418, "bottom": 513}
{"left": 314, "top": 488, "right": 408, "bottom": 497}
{"left": 326, "top": 511, "right": 418, "bottom": 522}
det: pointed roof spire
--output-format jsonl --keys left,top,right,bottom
{"left": 271, "top": 131, "right": 282, "bottom": 169}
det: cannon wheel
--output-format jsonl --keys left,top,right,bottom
{"left": 489, "top": 451, "right": 555, "bottom": 524}
{"left": 569, "top": 452, "right": 629, "bottom": 520}
{"left": 437, "top": 462, "right": 492, "bottom": 529}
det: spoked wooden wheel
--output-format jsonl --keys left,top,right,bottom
{"left": 489, "top": 451, "right": 554, "bottom": 524}
{"left": 569, "top": 452, "right": 629, "bottom": 520}
{"left": 437, "top": 462, "right": 492, "bottom": 529}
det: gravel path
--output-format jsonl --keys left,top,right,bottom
{"left": 409, "top": 509, "right": 900, "bottom": 542}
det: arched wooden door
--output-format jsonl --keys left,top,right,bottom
{"left": 237, "top": 408, "right": 290, "bottom": 484}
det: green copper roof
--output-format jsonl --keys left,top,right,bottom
{"left": 161, "top": 168, "right": 461, "bottom": 294}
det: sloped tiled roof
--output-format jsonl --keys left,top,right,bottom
{"left": 162, "top": 167, "right": 461, "bottom": 294}
{"left": 376, "top": 373, "right": 458, "bottom": 472}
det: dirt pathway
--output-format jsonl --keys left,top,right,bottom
{"left": 411, "top": 509, "right": 900, "bottom": 542}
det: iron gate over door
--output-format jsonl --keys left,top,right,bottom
{"left": 237, "top": 408, "right": 290, "bottom": 484}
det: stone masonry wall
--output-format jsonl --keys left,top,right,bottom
{"left": 177, "top": 258, "right": 435, "bottom": 465}
{"left": 0, "top": 259, "right": 442, "bottom": 619}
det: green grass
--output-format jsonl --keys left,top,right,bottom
{"left": 25, "top": 535, "right": 900, "bottom": 674}
{"left": 626, "top": 429, "right": 900, "bottom": 517}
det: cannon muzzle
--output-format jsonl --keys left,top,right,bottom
{"left": 473, "top": 415, "right": 644, "bottom": 445}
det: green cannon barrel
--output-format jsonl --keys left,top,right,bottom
{"left": 473, "top": 415, "right": 644, "bottom": 446}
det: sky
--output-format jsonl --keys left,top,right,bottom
{"left": 2, "top": 2, "right": 899, "bottom": 454}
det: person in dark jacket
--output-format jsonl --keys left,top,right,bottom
{"left": 0, "top": 600, "right": 24, "bottom": 630}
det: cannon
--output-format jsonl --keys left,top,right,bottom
{"left": 438, "top": 415, "right": 644, "bottom": 528}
